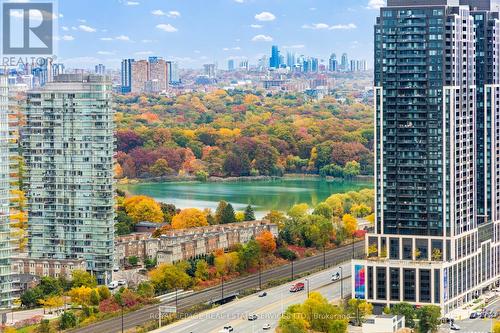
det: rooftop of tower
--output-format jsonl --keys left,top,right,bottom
{"left": 387, "top": 0, "right": 500, "bottom": 10}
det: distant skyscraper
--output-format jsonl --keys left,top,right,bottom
{"left": 228, "top": 59, "right": 235, "bottom": 71}
{"left": 24, "top": 74, "right": 115, "bottom": 284}
{"left": 311, "top": 58, "right": 319, "bottom": 72}
{"left": 286, "top": 52, "right": 296, "bottom": 68}
{"left": 52, "top": 63, "right": 65, "bottom": 78}
{"left": 167, "top": 61, "right": 180, "bottom": 84}
{"left": 0, "top": 75, "right": 12, "bottom": 308}
{"left": 203, "top": 64, "right": 217, "bottom": 78}
{"left": 350, "top": 59, "right": 357, "bottom": 72}
{"left": 328, "top": 53, "right": 337, "bottom": 72}
{"left": 239, "top": 60, "right": 249, "bottom": 71}
{"left": 121, "top": 59, "right": 134, "bottom": 93}
{"left": 95, "top": 64, "right": 106, "bottom": 75}
{"left": 269, "top": 45, "right": 280, "bottom": 69}
{"left": 340, "top": 53, "right": 348, "bottom": 71}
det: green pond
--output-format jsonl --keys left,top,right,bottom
{"left": 120, "top": 177, "right": 373, "bottom": 218}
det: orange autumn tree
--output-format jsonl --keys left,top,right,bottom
{"left": 171, "top": 208, "right": 208, "bottom": 229}
{"left": 256, "top": 230, "right": 277, "bottom": 254}
{"left": 123, "top": 195, "right": 164, "bottom": 223}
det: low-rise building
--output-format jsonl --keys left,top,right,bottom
{"left": 114, "top": 220, "right": 278, "bottom": 267}
{"left": 12, "top": 257, "right": 86, "bottom": 280}
{"left": 362, "top": 315, "right": 405, "bottom": 333}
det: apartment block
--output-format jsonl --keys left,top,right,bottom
{"left": 23, "top": 74, "right": 115, "bottom": 284}
{"left": 353, "top": 0, "right": 500, "bottom": 314}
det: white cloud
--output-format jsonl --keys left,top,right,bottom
{"left": 152, "top": 9, "right": 166, "bottom": 16}
{"left": 330, "top": 23, "right": 357, "bottom": 30}
{"left": 309, "top": 7, "right": 317, "bottom": 11}
{"left": 250, "top": 24, "right": 263, "bottom": 29}
{"left": 223, "top": 46, "right": 241, "bottom": 51}
{"left": 115, "top": 35, "right": 130, "bottom": 41}
{"left": 251, "top": 34, "right": 273, "bottom": 42}
{"left": 100, "top": 37, "right": 113, "bottom": 41}
{"left": 156, "top": 23, "right": 178, "bottom": 32}
{"left": 62, "top": 26, "right": 69, "bottom": 31}
{"left": 125, "top": 1, "right": 140, "bottom": 5}
{"left": 255, "top": 11, "right": 276, "bottom": 22}
{"left": 61, "top": 35, "right": 75, "bottom": 41}
{"left": 79, "top": 25, "right": 96, "bottom": 32}
{"left": 167, "top": 11, "right": 181, "bottom": 18}
{"left": 302, "top": 22, "right": 357, "bottom": 30}
{"left": 366, "top": 0, "right": 386, "bottom": 9}
{"left": 234, "top": 0, "right": 244, "bottom": 2}
{"left": 135, "top": 51, "right": 154, "bottom": 56}
{"left": 78, "top": 19, "right": 87, "bottom": 23}
{"left": 97, "top": 51, "right": 115, "bottom": 55}
{"left": 142, "top": 39, "right": 155, "bottom": 43}
{"left": 284, "top": 44, "right": 305, "bottom": 49}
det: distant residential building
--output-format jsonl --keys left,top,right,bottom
{"left": 148, "top": 57, "right": 168, "bottom": 92}
{"left": 114, "top": 220, "right": 278, "bottom": 267}
{"left": 203, "top": 64, "right": 217, "bottom": 78}
{"left": 121, "top": 58, "right": 134, "bottom": 93}
{"left": 286, "top": 52, "right": 296, "bottom": 68}
{"left": 12, "top": 257, "right": 86, "bottom": 280}
{"left": 23, "top": 74, "right": 115, "bottom": 284}
{"left": 227, "top": 59, "right": 235, "bottom": 71}
{"left": 95, "top": 64, "right": 106, "bottom": 75}
{"left": 131, "top": 60, "right": 149, "bottom": 93}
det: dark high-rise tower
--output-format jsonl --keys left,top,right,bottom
{"left": 269, "top": 45, "right": 280, "bottom": 69}
{"left": 353, "top": 0, "right": 500, "bottom": 315}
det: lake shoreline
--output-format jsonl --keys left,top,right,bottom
{"left": 117, "top": 173, "right": 374, "bottom": 186}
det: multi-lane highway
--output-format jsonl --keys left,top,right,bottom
{"left": 69, "top": 241, "right": 363, "bottom": 333}
{"left": 154, "top": 262, "right": 352, "bottom": 333}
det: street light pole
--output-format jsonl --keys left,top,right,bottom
{"left": 291, "top": 260, "right": 294, "bottom": 280}
{"left": 121, "top": 305, "right": 124, "bottom": 333}
{"left": 305, "top": 278, "right": 310, "bottom": 298}
{"left": 221, "top": 276, "right": 224, "bottom": 300}
{"left": 323, "top": 247, "right": 326, "bottom": 269}
{"left": 352, "top": 235, "right": 355, "bottom": 259}
{"left": 339, "top": 266, "right": 344, "bottom": 299}
{"left": 175, "top": 287, "right": 178, "bottom": 309}
{"left": 259, "top": 263, "right": 262, "bottom": 290}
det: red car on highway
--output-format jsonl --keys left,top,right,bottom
{"left": 290, "top": 282, "right": 305, "bottom": 292}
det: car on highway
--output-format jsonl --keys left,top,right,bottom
{"left": 117, "top": 280, "right": 127, "bottom": 286}
{"left": 248, "top": 314, "right": 258, "bottom": 321}
{"left": 219, "top": 325, "right": 234, "bottom": 332}
{"left": 469, "top": 312, "right": 479, "bottom": 319}
{"left": 107, "top": 281, "right": 119, "bottom": 289}
{"left": 263, "top": 323, "right": 271, "bottom": 330}
{"left": 290, "top": 282, "right": 305, "bottom": 292}
{"left": 258, "top": 291, "right": 267, "bottom": 297}
{"left": 332, "top": 272, "right": 341, "bottom": 281}
{"left": 450, "top": 323, "right": 461, "bottom": 330}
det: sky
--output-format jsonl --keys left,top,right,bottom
{"left": 49, "top": 0, "right": 387, "bottom": 69}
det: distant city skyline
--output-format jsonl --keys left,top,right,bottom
{"left": 52, "top": 0, "right": 385, "bottom": 69}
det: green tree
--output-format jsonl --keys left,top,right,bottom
{"left": 215, "top": 200, "right": 228, "bottom": 224}
{"left": 59, "top": 311, "right": 78, "bottom": 330}
{"left": 390, "top": 302, "right": 416, "bottom": 328}
{"left": 20, "top": 287, "right": 43, "bottom": 308}
{"left": 148, "top": 263, "right": 191, "bottom": 293}
{"left": 136, "top": 281, "right": 155, "bottom": 298}
{"left": 312, "top": 203, "right": 333, "bottom": 219}
{"left": 288, "top": 203, "right": 309, "bottom": 219}
{"left": 90, "top": 289, "right": 100, "bottom": 306}
{"left": 220, "top": 203, "right": 236, "bottom": 224}
{"left": 39, "top": 277, "right": 63, "bottom": 296}
{"left": 244, "top": 205, "right": 256, "bottom": 221}
{"left": 238, "top": 239, "right": 261, "bottom": 271}
{"left": 347, "top": 299, "right": 373, "bottom": 326}
{"left": 71, "top": 270, "right": 97, "bottom": 288}
{"left": 128, "top": 256, "right": 139, "bottom": 267}
{"left": 343, "top": 161, "right": 361, "bottom": 178}
{"left": 194, "top": 259, "right": 209, "bottom": 281}
{"left": 37, "top": 319, "right": 52, "bottom": 333}
{"left": 97, "top": 285, "right": 111, "bottom": 300}
{"left": 279, "top": 304, "right": 309, "bottom": 333}
{"left": 416, "top": 305, "right": 441, "bottom": 333}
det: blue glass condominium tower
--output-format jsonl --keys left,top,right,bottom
{"left": 352, "top": 0, "right": 500, "bottom": 314}
{"left": 24, "top": 74, "right": 115, "bottom": 284}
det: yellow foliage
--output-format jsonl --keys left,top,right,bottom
{"left": 123, "top": 195, "right": 164, "bottom": 223}
{"left": 68, "top": 286, "right": 93, "bottom": 305}
{"left": 342, "top": 214, "right": 358, "bottom": 235}
{"left": 39, "top": 295, "right": 64, "bottom": 310}
{"left": 214, "top": 252, "right": 239, "bottom": 274}
{"left": 171, "top": 208, "right": 208, "bottom": 229}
